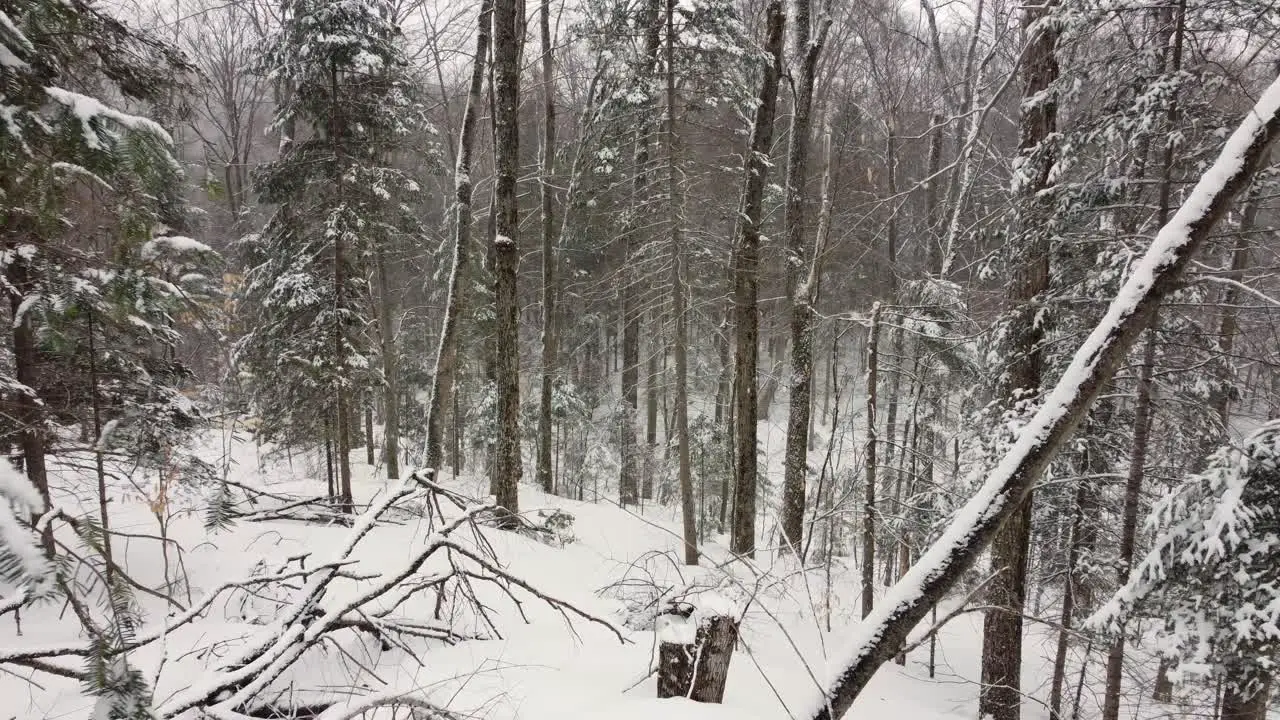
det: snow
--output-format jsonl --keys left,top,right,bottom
{"left": 44, "top": 86, "right": 174, "bottom": 150}
{"left": 0, "top": 497, "right": 51, "bottom": 592}
{"left": 141, "top": 235, "right": 216, "bottom": 260}
{"left": 0, "top": 9, "right": 32, "bottom": 69}
{"left": 0, "top": 417, "right": 1218, "bottom": 720}
{"left": 0, "top": 459, "right": 41, "bottom": 512}
{"left": 11, "top": 293, "right": 38, "bottom": 329}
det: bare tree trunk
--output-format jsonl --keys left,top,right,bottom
{"left": 492, "top": 0, "right": 523, "bottom": 517}
{"left": 376, "top": 248, "right": 399, "bottom": 479}
{"left": 325, "top": 428, "right": 334, "bottom": 501}
{"left": 1102, "top": 327, "right": 1157, "bottom": 720}
{"left": 715, "top": 318, "right": 731, "bottom": 427}
{"left": 619, "top": 0, "right": 663, "bottom": 507}
{"left": 1048, "top": 451, "right": 1092, "bottom": 720}
{"left": 978, "top": 2, "right": 1059, "bottom": 716}
{"left": 364, "top": 402, "right": 375, "bottom": 466}
{"left": 1221, "top": 680, "right": 1271, "bottom": 720}
{"left": 925, "top": 113, "right": 945, "bottom": 274}
{"left": 87, "top": 310, "right": 112, "bottom": 580}
{"left": 329, "top": 63, "right": 354, "bottom": 515}
{"left": 427, "top": 0, "right": 492, "bottom": 474}
{"left": 862, "top": 304, "right": 881, "bottom": 618}
{"left": 644, "top": 322, "right": 659, "bottom": 500}
{"left": 730, "top": 0, "right": 785, "bottom": 557}
{"left": 536, "top": 0, "right": 558, "bottom": 495}
{"left": 780, "top": 0, "right": 829, "bottom": 556}
{"left": 880, "top": 130, "right": 902, "bottom": 551}
{"left": 664, "top": 0, "right": 695, "bottom": 565}
{"left": 811, "top": 72, "right": 1280, "bottom": 720}
{"left": 1117, "top": 4, "right": 1186, "bottom": 709}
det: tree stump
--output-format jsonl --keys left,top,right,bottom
{"left": 656, "top": 605, "right": 739, "bottom": 703}
{"left": 1221, "top": 678, "right": 1272, "bottom": 720}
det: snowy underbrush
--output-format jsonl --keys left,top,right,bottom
{"left": 0, "top": 428, "right": 1232, "bottom": 720}
{"left": 0, "top": 434, "right": 634, "bottom": 719}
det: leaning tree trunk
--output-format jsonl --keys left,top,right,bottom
{"left": 729, "top": 0, "right": 785, "bottom": 558}
{"left": 535, "top": 0, "right": 558, "bottom": 495}
{"left": 810, "top": 67, "right": 1280, "bottom": 720}
{"left": 491, "top": 0, "right": 522, "bottom": 517}
{"left": 978, "top": 3, "right": 1059, "bottom": 718}
{"left": 426, "top": 0, "right": 492, "bottom": 475}
{"left": 779, "top": 0, "right": 829, "bottom": 556}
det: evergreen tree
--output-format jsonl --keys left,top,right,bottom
{"left": 1, "top": 1, "right": 209, "bottom": 716}
{"left": 1093, "top": 420, "right": 1280, "bottom": 718}
{"left": 235, "top": 0, "right": 429, "bottom": 509}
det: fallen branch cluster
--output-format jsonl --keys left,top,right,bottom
{"left": 206, "top": 479, "right": 359, "bottom": 527}
{"left": 4, "top": 470, "right": 624, "bottom": 719}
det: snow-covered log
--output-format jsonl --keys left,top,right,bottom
{"left": 808, "top": 73, "right": 1280, "bottom": 720}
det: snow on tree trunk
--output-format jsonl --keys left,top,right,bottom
{"left": 780, "top": 0, "right": 828, "bottom": 557}
{"left": 861, "top": 303, "right": 881, "bottom": 619}
{"left": 729, "top": 0, "right": 785, "bottom": 557}
{"left": 978, "top": 0, "right": 1059, "bottom": 715}
{"left": 491, "top": 0, "right": 522, "bottom": 518}
{"left": 427, "top": 0, "right": 491, "bottom": 476}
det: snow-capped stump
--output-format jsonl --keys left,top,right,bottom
{"left": 655, "top": 592, "right": 740, "bottom": 702}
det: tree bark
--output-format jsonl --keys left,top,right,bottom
{"left": 536, "top": 0, "right": 558, "bottom": 495}
{"left": 729, "top": 0, "right": 785, "bottom": 558}
{"left": 780, "top": 0, "right": 829, "bottom": 556}
{"left": 329, "top": 62, "right": 354, "bottom": 515}
{"left": 810, "top": 69, "right": 1280, "bottom": 720}
{"left": 426, "top": 0, "right": 492, "bottom": 475}
{"left": 376, "top": 248, "right": 399, "bottom": 479}
{"left": 86, "top": 310, "right": 112, "bottom": 581}
{"left": 618, "top": 0, "right": 663, "bottom": 507}
{"left": 1048, "top": 450, "right": 1093, "bottom": 720}
{"left": 1221, "top": 680, "right": 1271, "bottom": 720}
{"left": 664, "top": 0, "right": 696, "bottom": 566}
{"left": 644, "top": 329, "right": 659, "bottom": 501}
{"left": 1102, "top": 327, "right": 1157, "bottom": 720}
{"left": 364, "top": 402, "right": 375, "bottom": 466}
{"left": 5, "top": 252, "right": 51, "bottom": 553}
{"left": 861, "top": 304, "right": 881, "bottom": 618}
{"left": 657, "top": 612, "right": 739, "bottom": 703}
{"left": 978, "top": 3, "right": 1059, "bottom": 717}
{"left": 492, "top": 0, "right": 523, "bottom": 517}
{"left": 1116, "top": 5, "right": 1186, "bottom": 710}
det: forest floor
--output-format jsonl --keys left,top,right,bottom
{"left": 0, "top": 420, "right": 1216, "bottom": 720}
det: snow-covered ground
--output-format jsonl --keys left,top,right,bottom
{"left": 0, "top": 420, "right": 1224, "bottom": 720}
